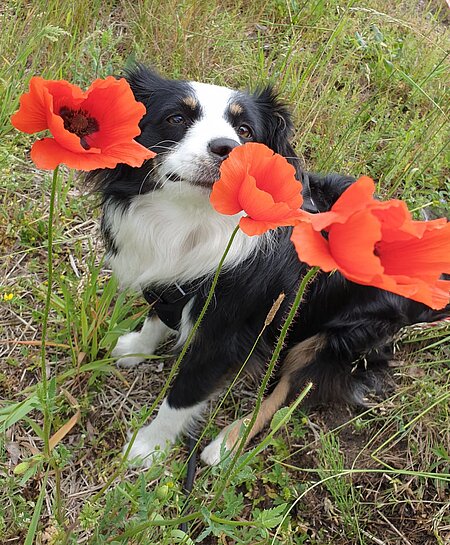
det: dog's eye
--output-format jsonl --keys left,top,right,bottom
{"left": 167, "top": 114, "right": 185, "bottom": 125}
{"left": 237, "top": 124, "right": 253, "bottom": 139}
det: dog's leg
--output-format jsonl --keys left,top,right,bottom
{"left": 124, "top": 302, "right": 400, "bottom": 466}
{"left": 112, "top": 314, "right": 174, "bottom": 368}
{"left": 201, "top": 302, "right": 414, "bottom": 466}
{"left": 201, "top": 377, "right": 290, "bottom": 466}
{"left": 201, "top": 335, "right": 325, "bottom": 465}
{"left": 123, "top": 398, "right": 206, "bottom": 467}
{"left": 123, "top": 332, "right": 241, "bottom": 466}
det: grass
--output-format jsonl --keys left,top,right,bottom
{"left": 1, "top": 0, "right": 450, "bottom": 543}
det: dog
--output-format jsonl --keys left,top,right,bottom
{"left": 87, "top": 65, "right": 449, "bottom": 467}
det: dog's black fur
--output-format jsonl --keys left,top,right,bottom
{"left": 87, "top": 66, "right": 449, "bottom": 462}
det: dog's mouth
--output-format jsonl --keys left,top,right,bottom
{"left": 166, "top": 171, "right": 220, "bottom": 189}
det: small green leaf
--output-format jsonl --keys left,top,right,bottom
{"left": 0, "top": 395, "right": 40, "bottom": 432}
{"left": 258, "top": 503, "right": 288, "bottom": 529}
{"left": 270, "top": 407, "right": 290, "bottom": 431}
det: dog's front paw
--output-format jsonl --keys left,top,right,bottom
{"left": 123, "top": 424, "right": 175, "bottom": 468}
{"left": 112, "top": 332, "right": 150, "bottom": 368}
{"left": 201, "top": 432, "right": 230, "bottom": 466}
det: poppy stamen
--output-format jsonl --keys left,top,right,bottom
{"left": 59, "top": 107, "right": 99, "bottom": 149}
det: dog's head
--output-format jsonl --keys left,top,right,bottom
{"left": 88, "top": 65, "right": 302, "bottom": 199}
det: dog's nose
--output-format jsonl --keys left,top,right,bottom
{"left": 208, "top": 138, "right": 239, "bottom": 160}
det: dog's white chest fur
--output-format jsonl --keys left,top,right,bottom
{"left": 105, "top": 185, "right": 258, "bottom": 291}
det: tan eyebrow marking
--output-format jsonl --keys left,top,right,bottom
{"left": 229, "top": 102, "right": 244, "bottom": 115}
{"left": 182, "top": 96, "right": 198, "bottom": 109}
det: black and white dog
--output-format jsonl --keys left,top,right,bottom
{"left": 88, "top": 65, "right": 449, "bottom": 466}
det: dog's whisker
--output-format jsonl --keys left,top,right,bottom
{"left": 154, "top": 139, "right": 179, "bottom": 146}
{"left": 138, "top": 163, "right": 162, "bottom": 195}
{"left": 152, "top": 145, "right": 178, "bottom": 151}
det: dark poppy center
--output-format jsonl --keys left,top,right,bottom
{"left": 59, "top": 107, "right": 99, "bottom": 150}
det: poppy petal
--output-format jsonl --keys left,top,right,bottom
{"left": 238, "top": 171, "right": 278, "bottom": 218}
{"left": 11, "top": 77, "right": 51, "bottom": 133}
{"left": 416, "top": 278, "right": 450, "bottom": 310}
{"left": 239, "top": 217, "right": 275, "bottom": 236}
{"left": 210, "top": 158, "right": 245, "bottom": 214}
{"left": 254, "top": 151, "right": 302, "bottom": 207}
{"left": 309, "top": 176, "right": 376, "bottom": 231}
{"left": 82, "top": 77, "right": 147, "bottom": 147}
{"left": 234, "top": 143, "right": 303, "bottom": 207}
{"left": 210, "top": 183, "right": 243, "bottom": 215}
{"left": 101, "top": 141, "right": 155, "bottom": 167}
{"left": 37, "top": 80, "right": 92, "bottom": 153}
{"left": 238, "top": 143, "right": 274, "bottom": 179}
{"left": 291, "top": 223, "right": 339, "bottom": 272}
{"left": 31, "top": 138, "right": 118, "bottom": 171}
{"left": 378, "top": 220, "right": 450, "bottom": 276}
{"left": 239, "top": 212, "right": 307, "bottom": 236}
{"left": 365, "top": 274, "right": 450, "bottom": 310}
{"left": 370, "top": 200, "right": 422, "bottom": 242}
{"left": 238, "top": 171, "right": 303, "bottom": 224}
{"left": 43, "top": 79, "right": 86, "bottom": 114}
{"left": 328, "top": 208, "right": 384, "bottom": 278}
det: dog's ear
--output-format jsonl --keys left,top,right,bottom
{"left": 307, "top": 172, "right": 356, "bottom": 211}
{"left": 252, "top": 87, "right": 296, "bottom": 157}
{"left": 252, "top": 86, "right": 303, "bottom": 178}
{"left": 252, "top": 86, "right": 315, "bottom": 207}
{"left": 124, "top": 64, "right": 168, "bottom": 105}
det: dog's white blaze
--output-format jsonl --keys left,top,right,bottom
{"left": 123, "top": 398, "right": 206, "bottom": 467}
{"left": 159, "top": 82, "right": 240, "bottom": 182}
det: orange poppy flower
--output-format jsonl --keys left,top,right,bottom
{"left": 11, "top": 76, "right": 155, "bottom": 171}
{"left": 210, "top": 143, "right": 306, "bottom": 236}
{"left": 291, "top": 177, "right": 450, "bottom": 309}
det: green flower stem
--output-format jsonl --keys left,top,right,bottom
{"left": 93, "top": 224, "right": 241, "bottom": 503}
{"left": 109, "top": 265, "right": 320, "bottom": 543}
{"left": 177, "top": 294, "right": 285, "bottom": 488}
{"left": 108, "top": 510, "right": 257, "bottom": 543}
{"left": 210, "top": 265, "right": 321, "bottom": 507}
{"left": 163, "top": 224, "right": 241, "bottom": 391}
{"left": 41, "top": 165, "right": 59, "bottom": 459}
